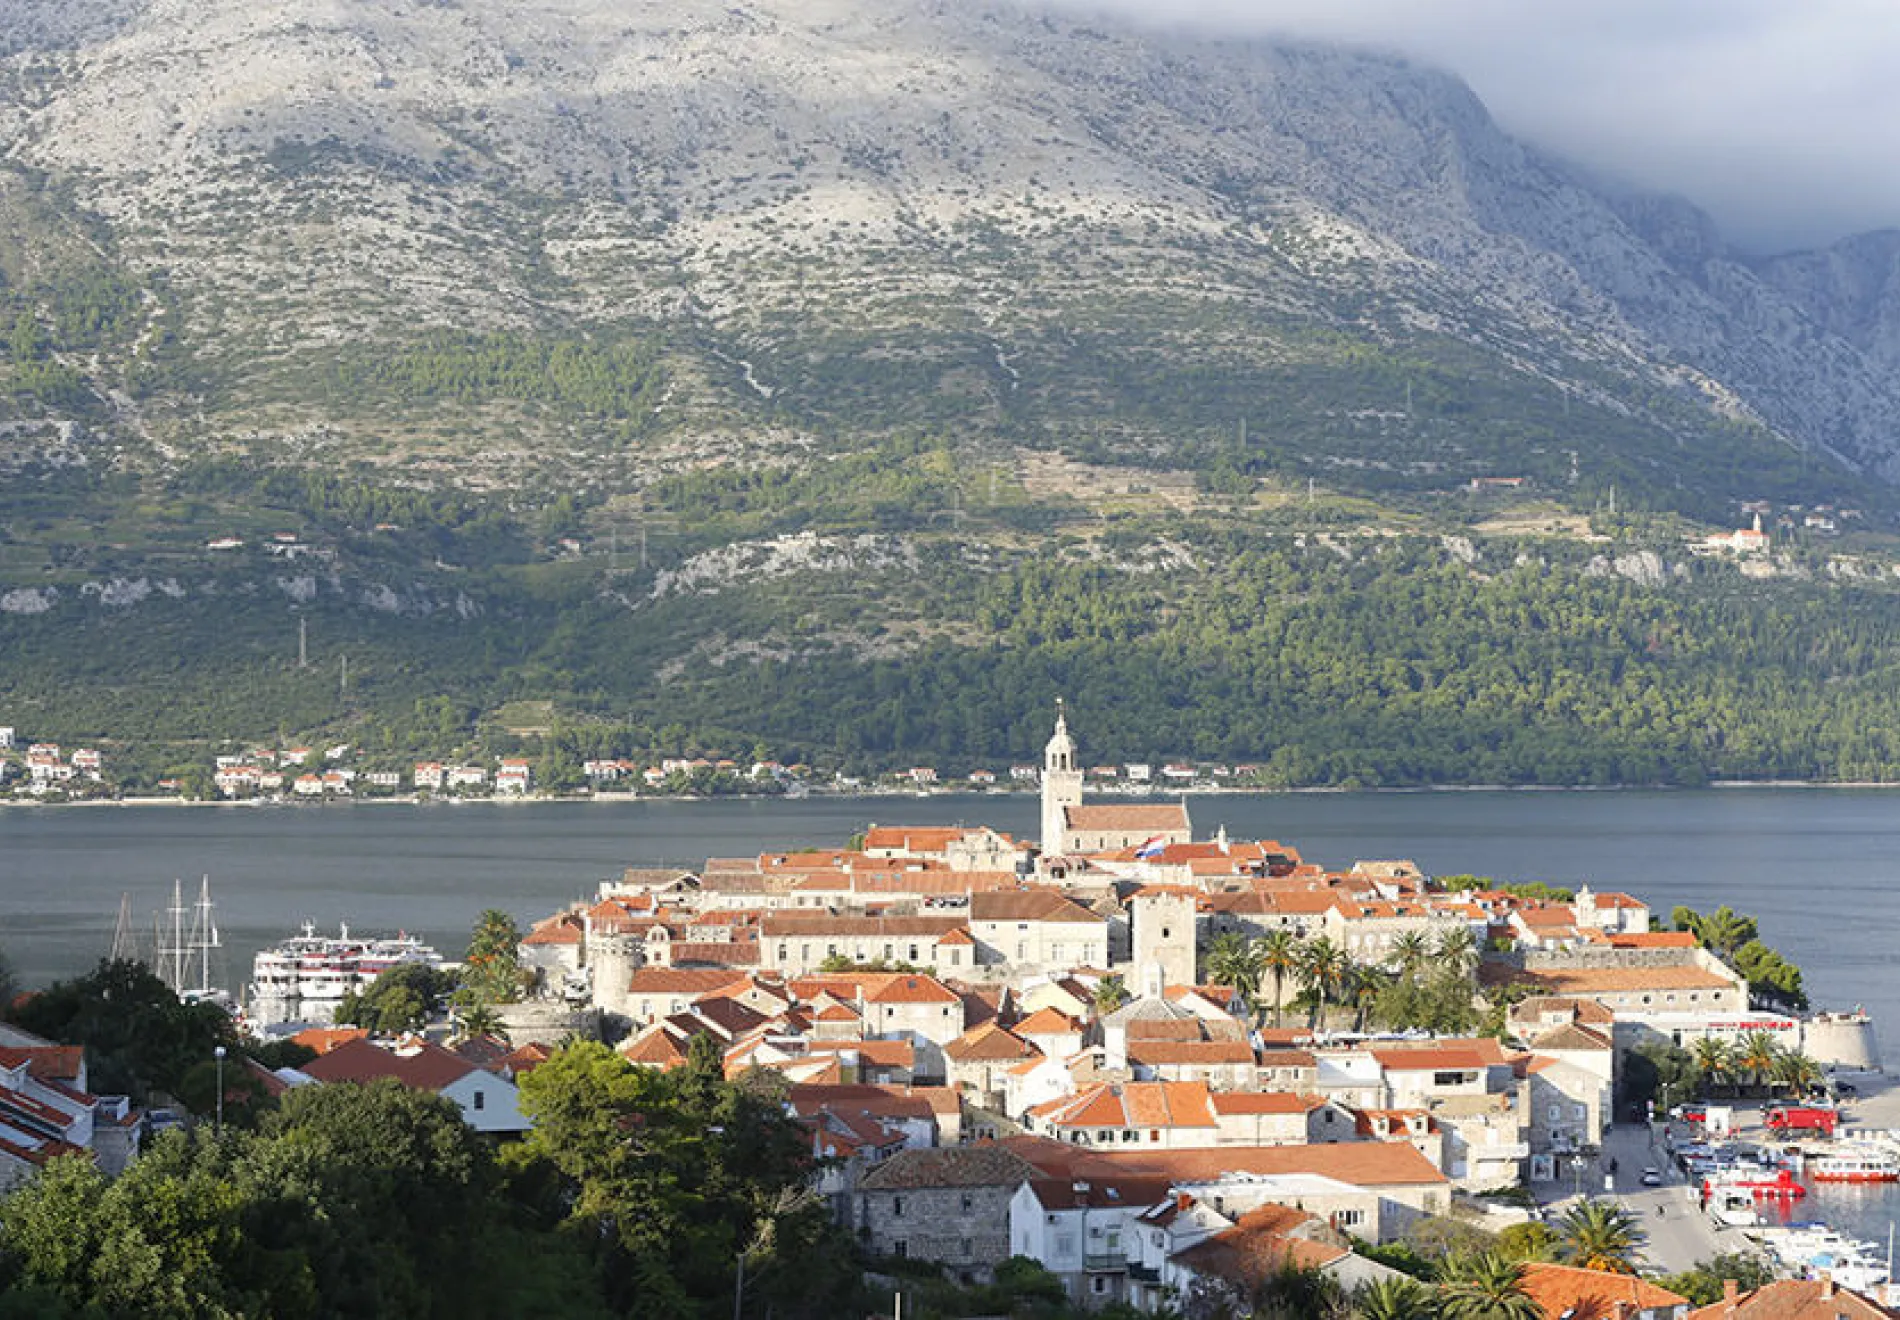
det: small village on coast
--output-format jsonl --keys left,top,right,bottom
{"left": 4, "top": 709, "right": 1883, "bottom": 1316}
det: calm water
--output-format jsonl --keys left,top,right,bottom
{"left": 1, "top": 787, "right": 1895, "bottom": 1025}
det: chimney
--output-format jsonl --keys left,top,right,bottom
{"left": 1722, "top": 1277, "right": 1739, "bottom": 1308}
{"left": 1821, "top": 1272, "right": 1836, "bottom": 1298}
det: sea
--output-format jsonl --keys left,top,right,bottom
{"left": 5, "top": 785, "right": 1900, "bottom": 1243}
{"left": 0, "top": 785, "right": 1890, "bottom": 1021}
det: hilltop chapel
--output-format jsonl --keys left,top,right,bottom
{"left": 1037, "top": 704, "right": 1192, "bottom": 860}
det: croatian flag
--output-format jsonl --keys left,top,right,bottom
{"left": 1135, "top": 836, "right": 1167, "bottom": 860}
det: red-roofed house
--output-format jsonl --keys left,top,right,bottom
{"left": 294, "top": 1038, "right": 529, "bottom": 1133}
{"left": 1518, "top": 1262, "right": 1688, "bottom": 1319}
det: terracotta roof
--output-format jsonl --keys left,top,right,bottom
{"left": 1210, "top": 1092, "right": 1324, "bottom": 1116}
{"left": 863, "top": 974, "right": 962, "bottom": 1005}
{"left": 1491, "top": 965, "right": 1741, "bottom": 995}
{"left": 1032, "top": 1082, "right": 1218, "bottom": 1130}
{"left": 1125, "top": 1039, "right": 1256, "bottom": 1066}
{"left": 806, "top": 1039, "right": 916, "bottom": 1068}
{"left": 1368, "top": 1046, "right": 1495, "bottom": 1073}
{"left": 759, "top": 915, "right": 965, "bottom": 938}
{"left": 1517, "top": 1263, "right": 1689, "bottom": 1319}
{"left": 1170, "top": 1205, "right": 1346, "bottom": 1284}
{"left": 1014, "top": 1007, "right": 1082, "bottom": 1036}
{"left": 1028, "top": 1173, "right": 1174, "bottom": 1210}
{"left": 1255, "top": 1049, "right": 1320, "bottom": 1069}
{"left": 862, "top": 826, "right": 964, "bottom": 853}
{"left": 1528, "top": 1022, "right": 1614, "bottom": 1052}
{"left": 945, "top": 1022, "right": 1038, "bottom": 1062}
{"left": 938, "top": 927, "right": 976, "bottom": 945}
{"left": 970, "top": 890, "right": 1105, "bottom": 924}
{"left": 289, "top": 1027, "right": 373, "bottom": 1056}
{"left": 1683, "top": 1278, "right": 1894, "bottom": 1319}
{"left": 0, "top": 1044, "right": 84, "bottom": 1084}
{"left": 667, "top": 940, "right": 761, "bottom": 967}
{"left": 626, "top": 967, "right": 752, "bottom": 995}
{"left": 1064, "top": 804, "right": 1190, "bottom": 831}
{"left": 858, "top": 1145, "right": 1036, "bottom": 1191}
{"left": 1607, "top": 931, "right": 1699, "bottom": 949}
{"left": 299, "top": 1038, "right": 478, "bottom": 1091}
{"left": 999, "top": 1134, "right": 1448, "bottom": 1188}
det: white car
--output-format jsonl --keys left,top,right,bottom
{"left": 1640, "top": 1167, "right": 1664, "bottom": 1186}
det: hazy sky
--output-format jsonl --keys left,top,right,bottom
{"left": 1039, "top": 0, "right": 1900, "bottom": 253}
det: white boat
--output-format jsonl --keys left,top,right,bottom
{"left": 1708, "top": 1188, "right": 1760, "bottom": 1227}
{"left": 246, "top": 922, "right": 443, "bottom": 1026}
{"left": 1809, "top": 1146, "right": 1900, "bottom": 1183}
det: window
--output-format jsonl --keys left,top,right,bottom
{"left": 893, "top": 1240, "right": 908, "bottom": 1259}
{"left": 909, "top": 945, "right": 919, "bottom": 962}
{"left": 961, "top": 1193, "right": 974, "bottom": 1212}
{"left": 472, "top": 1091, "right": 485, "bottom": 1110}
{"left": 1092, "top": 1277, "right": 1109, "bottom": 1294}
{"left": 1336, "top": 1209, "right": 1364, "bottom": 1228}
{"left": 1162, "top": 927, "right": 1171, "bottom": 939}
{"left": 892, "top": 1196, "right": 904, "bottom": 1218}
{"left": 777, "top": 946, "right": 787, "bottom": 961}
{"left": 960, "top": 1238, "right": 972, "bottom": 1257}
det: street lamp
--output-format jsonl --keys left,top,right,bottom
{"left": 213, "top": 1045, "right": 226, "bottom": 1135}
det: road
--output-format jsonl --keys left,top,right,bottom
{"left": 1534, "top": 1122, "right": 1740, "bottom": 1274}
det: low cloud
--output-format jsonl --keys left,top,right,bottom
{"left": 1034, "top": 0, "right": 1900, "bottom": 253}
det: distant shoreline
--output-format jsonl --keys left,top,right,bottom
{"left": 10, "top": 778, "right": 1900, "bottom": 811}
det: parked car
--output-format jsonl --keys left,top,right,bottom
{"left": 1640, "top": 1167, "right": 1664, "bottom": 1186}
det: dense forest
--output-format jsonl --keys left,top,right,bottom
{"left": 10, "top": 506, "right": 1900, "bottom": 789}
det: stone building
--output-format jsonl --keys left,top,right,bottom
{"left": 855, "top": 1146, "right": 1038, "bottom": 1280}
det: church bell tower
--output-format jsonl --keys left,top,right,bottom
{"left": 1040, "top": 701, "right": 1085, "bottom": 855}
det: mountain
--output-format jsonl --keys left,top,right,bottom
{"left": 5, "top": 0, "right": 1900, "bottom": 782}
{"left": 1, "top": 0, "right": 1896, "bottom": 491}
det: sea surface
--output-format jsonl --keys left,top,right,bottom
{"left": 0, "top": 787, "right": 1894, "bottom": 1026}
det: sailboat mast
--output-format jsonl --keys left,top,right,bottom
{"left": 166, "top": 878, "right": 188, "bottom": 994}
{"left": 110, "top": 892, "right": 138, "bottom": 965}
{"left": 192, "top": 876, "right": 221, "bottom": 997}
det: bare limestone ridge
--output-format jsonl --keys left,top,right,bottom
{"left": 0, "top": 0, "right": 1898, "bottom": 489}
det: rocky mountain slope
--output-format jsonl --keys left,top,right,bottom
{"left": 0, "top": 0, "right": 1895, "bottom": 498}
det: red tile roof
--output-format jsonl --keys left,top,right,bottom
{"left": 1517, "top": 1263, "right": 1689, "bottom": 1320}
{"left": 298, "top": 1038, "right": 478, "bottom": 1091}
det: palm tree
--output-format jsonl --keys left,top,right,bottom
{"left": 1259, "top": 929, "right": 1299, "bottom": 1029}
{"left": 1689, "top": 1036, "right": 1732, "bottom": 1099}
{"left": 1552, "top": 1199, "right": 1646, "bottom": 1274}
{"left": 1772, "top": 1048, "right": 1823, "bottom": 1100}
{"left": 1093, "top": 973, "right": 1131, "bottom": 1015}
{"left": 1347, "top": 960, "right": 1391, "bottom": 1033}
{"left": 453, "top": 997, "right": 506, "bottom": 1042}
{"left": 1388, "top": 930, "right": 1431, "bottom": 979}
{"left": 1434, "top": 926, "right": 1478, "bottom": 975}
{"left": 1356, "top": 1276, "right": 1434, "bottom": 1320}
{"left": 1437, "top": 1253, "right": 1544, "bottom": 1320}
{"left": 1734, "top": 1031, "right": 1782, "bottom": 1096}
{"left": 1205, "top": 932, "right": 1264, "bottom": 1013}
{"left": 1298, "top": 936, "right": 1347, "bottom": 1029}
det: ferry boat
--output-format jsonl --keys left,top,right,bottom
{"left": 1806, "top": 1146, "right": 1900, "bottom": 1183}
{"left": 247, "top": 922, "right": 443, "bottom": 1027}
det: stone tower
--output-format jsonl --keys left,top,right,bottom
{"left": 1129, "top": 891, "right": 1197, "bottom": 994}
{"left": 586, "top": 931, "right": 641, "bottom": 1022}
{"left": 1040, "top": 702, "right": 1085, "bottom": 856}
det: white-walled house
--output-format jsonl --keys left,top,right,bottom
{"left": 294, "top": 1038, "right": 530, "bottom": 1134}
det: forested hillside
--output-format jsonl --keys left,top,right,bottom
{"left": 3, "top": 0, "right": 1900, "bottom": 785}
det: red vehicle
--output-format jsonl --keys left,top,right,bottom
{"left": 1764, "top": 1104, "right": 1839, "bottom": 1136}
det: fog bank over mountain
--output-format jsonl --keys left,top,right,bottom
{"left": 1035, "top": 0, "right": 1900, "bottom": 253}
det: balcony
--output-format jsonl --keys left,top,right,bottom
{"left": 1128, "top": 1262, "right": 1160, "bottom": 1283}
{"left": 1083, "top": 1253, "right": 1126, "bottom": 1272}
